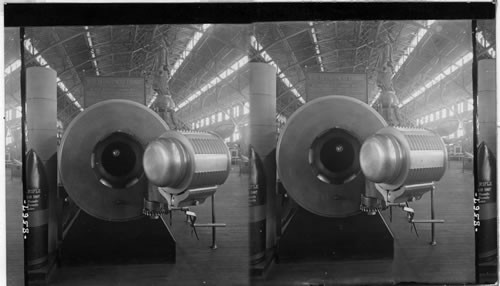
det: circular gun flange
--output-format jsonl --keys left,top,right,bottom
{"left": 277, "top": 96, "right": 387, "bottom": 218}
{"left": 58, "top": 100, "right": 169, "bottom": 221}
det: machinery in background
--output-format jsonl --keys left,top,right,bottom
{"left": 227, "top": 143, "right": 240, "bottom": 165}
{"left": 375, "top": 33, "right": 401, "bottom": 126}
{"left": 58, "top": 99, "right": 231, "bottom": 264}
{"left": 149, "top": 37, "right": 187, "bottom": 130}
{"left": 448, "top": 142, "right": 464, "bottom": 160}
{"left": 6, "top": 156, "right": 22, "bottom": 179}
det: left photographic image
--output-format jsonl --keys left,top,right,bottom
{"left": 5, "top": 24, "right": 250, "bottom": 285}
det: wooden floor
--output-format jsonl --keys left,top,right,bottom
{"left": 6, "top": 169, "right": 25, "bottom": 286}
{"left": 5, "top": 161, "right": 475, "bottom": 285}
{"left": 254, "top": 160, "right": 475, "bottom": 285}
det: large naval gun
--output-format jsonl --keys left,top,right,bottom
{"left": 58, "top": 99, "right": 230, "bottom": 263}
{"left": 277, "top": 95, "right": 447, "bottom": 217}
{"left": 273, "top": 95, "right": 447, "bottom": 260}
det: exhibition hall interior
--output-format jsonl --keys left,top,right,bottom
{"left": 4, "top": 16, "right": 496, "bottom": 286}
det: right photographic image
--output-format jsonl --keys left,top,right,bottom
{"left": 247, "top": 20, "right": 496, "bottom": 285}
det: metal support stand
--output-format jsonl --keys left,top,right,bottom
{"left": 410, "top": 186, "right": 444, "bottom": 245}
{"left": 210, "top": 194, "right": 217, "bottom": 249}
{"left": 387, "top": 186, "right": 443, "bottom": 245}
{"left": 387, "top": 202, "right": 406, "bottom": 223}
{"left": 190, "top": 194, "right": 227, "bottom": 249}
{"left": 169, "top": 192, "right": 226, "bottom": 249}
{"left": 430, "top": 186, "right": 437, "bottom": 245}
